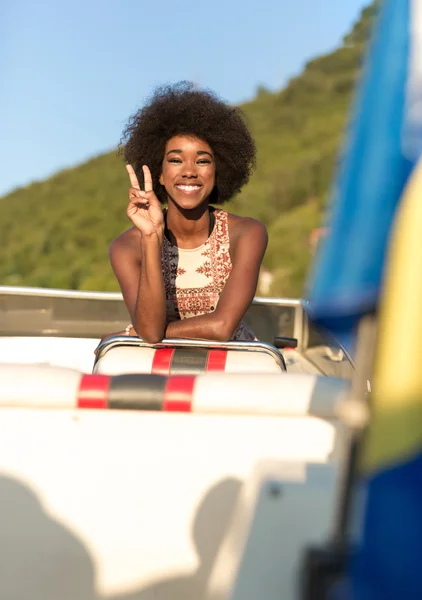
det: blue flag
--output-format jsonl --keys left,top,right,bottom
{"left": 307, "top": 0, "right": 422, "bottom": 354}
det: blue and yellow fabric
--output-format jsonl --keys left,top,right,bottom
{"left": 308, "top": 0, "right": 422, "bottom": 598}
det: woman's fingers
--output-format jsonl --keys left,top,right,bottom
{"left": 127, "top": 189, "right": 152, "bottom": 215}
{"left": 142, "top": 165, "right": 153, "bottom": 192}
{"left": 127, "top": 199, "right": 149, "bottom": 214}
{"left": 129, "top": 187, "right": 149, "bottom": 200}
{"left": 126, "top": 164, "right": 141, "bottom": 189}
{"left": 126, "top": 164, "right": 154, "bottom": 194}
{"left": 129, "top": 189, "right": 154, "bottom": 208}
{"left": 126, "top": 164, "right": 161, "bottom": 208}
{"left": 129, "top": 188, "right": 161, "bottom": 212}
{"left": 126, "top": 166, "right": 162, "bottom": 228}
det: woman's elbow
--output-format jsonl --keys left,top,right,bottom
{"left": 143, "top": 333, "right": 164, "bottom": 344}
{"left": 216, "top": 332, "right": 231, "bottom": 343}
{"left": 213, "top": 318, "right": 235, "bottom": 342}
{"left": 134, "top": 323, "right": 165, "bottom": 345}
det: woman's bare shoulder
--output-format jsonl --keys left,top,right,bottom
{"left": 110, "top": 227, "right": 141, "bottom": 249}
{"left": 225, "top": 211, "right": 268, "bottom": 241}
{"left": 109, "top": 227, "right": 142, "bottom": 260}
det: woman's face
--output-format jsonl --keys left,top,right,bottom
{"left": 159, "top": 135, "right": 216, "bottom": 210}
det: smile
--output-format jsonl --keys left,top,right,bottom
{"left": 176, "top": 184, "right": 202, "bottom": 193}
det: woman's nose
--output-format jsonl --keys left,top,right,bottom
{"left": 181, "top": 162, "right": 198, "bottom": 178}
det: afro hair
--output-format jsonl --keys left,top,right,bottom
{"left": 120, "top": 81, "right": 256, "bottom": 204}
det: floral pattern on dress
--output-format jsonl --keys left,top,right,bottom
{"left": 195, "top": 261, "right": 213, "bottom": 279}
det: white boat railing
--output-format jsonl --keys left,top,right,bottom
{"left": 0, "top": 285, "right": 304, "bottom": 343}
{"left": 93, "top": 336, "right": 288, "bottom": 372}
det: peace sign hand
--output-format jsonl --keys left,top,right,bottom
{"left": 126, "top": 165, "right": 164, "bottom": 237}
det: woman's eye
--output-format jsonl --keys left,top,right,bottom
{"left": 169, "top": 159, "right": 182, "bottom": 163}
{"left": 198, "top": 159, "right": 211, "bottom": 165}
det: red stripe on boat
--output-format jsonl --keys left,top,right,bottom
{"left": 77, "top": 374, "right": 110, "bottom": 409}
{"left": 151, "top": 348, "right": 175, "bottom": 375}
{"left": 163, "top": 376, "right": 195, "bottom": 412}
{"left": 206, "top": 349, "right": 227, "bottom": 371}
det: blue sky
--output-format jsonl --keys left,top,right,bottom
{"left": 1, "top": 0, "right": 369, "bottom": 197}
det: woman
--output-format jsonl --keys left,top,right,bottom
{"left": 107, "top": 82, "right": 267, "bottom": 344}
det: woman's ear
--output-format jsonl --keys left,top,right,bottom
{"left": 159, "top": 172, "right": 164, "bottom": 185}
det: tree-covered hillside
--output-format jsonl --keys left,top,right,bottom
{"left": 0, "top": 2, "right": 378, "bottom": 296}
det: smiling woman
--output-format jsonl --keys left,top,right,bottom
{"left": 101, "top": 81, "right": 268, "bottom": 345}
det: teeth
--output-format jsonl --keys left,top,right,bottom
{"left": 177, "top": 185, "right": 201, "bottom": 191}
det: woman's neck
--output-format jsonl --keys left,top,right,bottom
{"left": 165, "top": 203, "right": 211, "bottom": 249}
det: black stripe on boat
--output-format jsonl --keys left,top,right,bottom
{"left": 170, "top": 348, "right": 209, "bottom": 374}
{"left": 108, "top": 374, "right": 167, "bottom": 410}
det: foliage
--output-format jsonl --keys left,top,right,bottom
{"left": 0, "top": 2, "right": 377, "bottom": 297}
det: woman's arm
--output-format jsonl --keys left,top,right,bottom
{"left": 109, "top": 164, "right": 167, "bottom": 343}
{"left": 109, "top": 231, "right": 166, "bottom": 344}
{"left": 134, "top": 234, "right": 166, "bottom": 342}
{"left": 165, "top": 218, "right": 268, "bottom": 341}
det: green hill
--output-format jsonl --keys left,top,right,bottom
{"left": 0, "top": 2, "right": 378, "bottom": 296}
